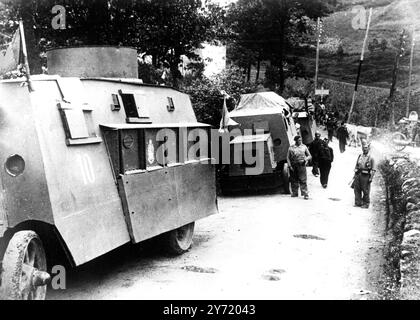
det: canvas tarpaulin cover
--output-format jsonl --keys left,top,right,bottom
{"left": 229, "top": 92, "right": 292, "bottom": 117}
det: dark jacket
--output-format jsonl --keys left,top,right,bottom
{"left": 319, "top": 144, "right": 334, "bottom": 163}
{"left": 309, "top": 138, "right": 323, "bottom": 161}
{"left": 337, "top": 125, "right": 349, "bottom": 141}
{"left": 326, "top": 118, "right": 337, "bottom": 131}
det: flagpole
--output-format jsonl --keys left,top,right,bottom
{"left": 219, "top": 96, "right": 227, "bottom": 133}
{"left": 347, "top": 8, "right": 372, "bottom": 124}
{"left": 18, "top": 20, "right": 33, "bottom": 92}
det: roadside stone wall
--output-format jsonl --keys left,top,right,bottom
{"left": 379, "top": 155, "right": 420, "bottom": 299}
{"left": 400, "top": 166, "right": 420, "bottom": 299}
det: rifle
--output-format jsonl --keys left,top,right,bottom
{"left": 349, "top": 176, "right": 355, "bottom": 189}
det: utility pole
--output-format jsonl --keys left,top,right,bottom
{"left": 389, "top": 29, "right": 408, "bottom": 126}
{"left": 406, "top": 27, "right": 415, "bottom": 117}
{"left": 314, "top": 17, "right": 321, "bottom": 93}
{"left": 347, "top": 8, "right": 373, "bottom": 124}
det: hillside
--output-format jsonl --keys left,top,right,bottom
{"left": 298, "top": 0, "right": 420, "bottom": 90}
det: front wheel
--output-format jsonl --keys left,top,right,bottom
{"left": 163, "top": 222, "right": 195, "bottom": 255}
{"left": 391, "top": 132, "right": 409, "bottom": 152}
{"left": 1, "top": 231, "right": 50, "bottom": 300}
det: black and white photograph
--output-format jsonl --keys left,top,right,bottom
{"left": 0, "top": 0, "right": 419, "bottom": 303}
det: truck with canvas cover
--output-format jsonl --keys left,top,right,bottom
{"left": 220, "top": 92, "right": 297, "bottom": 192}
{"left": 0, "top": 46, "right": 218, "bottom": 300}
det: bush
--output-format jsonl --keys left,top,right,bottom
{"left": 319, "top": 78, "right": 416, "bottom": 127}
{"left": 319, "top": 37, "right": 343, "bottom": 56}
{"left": 181, "top": 65, "right": 259, "bottom": 127}
{"left": 282, "top": 77, "right": 314, "bottom": 99}
{"left": 138, "top": 63, "right": 168, "bottom": 86}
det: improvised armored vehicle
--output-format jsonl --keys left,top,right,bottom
{"left": 0, "top": 46, "right": 217, "bottom": 300}
{"left": 287, "top": 97, "right": 317, "bottom": 145}
{"left": 220, "top": 92, "right": 297, "bottom": 192}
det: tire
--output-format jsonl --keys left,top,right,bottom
{"left": 391, "top": 132, "right": 408, "bottom": 152}
{"left": 282, "top": 163, "right": 291, "bottom": 194}
{"left": 163, "top": 222, "right": 195, "bottom": 255}
{"left": 1, "top": 231, "right": 47, "bottom": 300}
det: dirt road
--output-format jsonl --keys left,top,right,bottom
{"left": 48, "top": 140, "right": 386, "bottom": 300}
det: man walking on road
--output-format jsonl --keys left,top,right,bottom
{"left": 337, "top": 122, "right": 350, "bottom": 153}
{"left": 287, "top": 136, "right": 312, "bottom": 200}
{"left": 353, "top": 144, "right": 376, "bottom": 209}
{"left": 318, "top": 138, "right": 334, "bottom": 188}
{"left": 309, "top": 131, "right": 322, "bottom": 177}
{"left": 326, "top": 116, "right": 337, "bottom": 142}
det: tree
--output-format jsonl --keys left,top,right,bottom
{"left": 183, "top": 65, "right": 258, "bottom": 126}
{"left": 0, "top": 0, "right": 224, "bottom": 86}
{"left": 282, "top": 77, "right": 313, "bottom": 99}
{"left": 0, "top": 2, "right": 18, "bottom": 49}
{"left": 0, "top": 0, "right": 41, "bottom": 73}
{"left": 132, "top": 0, "right": 226, "bottom": 87}
{"left": 137, "top": 61, "right": 168, "bottom": 86}
{"left": 227, "top": 0, "right": 331, "bottom": 92}
{"left": 226, "top": 0, "right": 267, "bottom": 81}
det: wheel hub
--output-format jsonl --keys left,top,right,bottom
{"left": 20, "top": 264, "right": 50, "bottom": 299}
{"left": 32, "top": 270, "right": 51, "bottom": 287}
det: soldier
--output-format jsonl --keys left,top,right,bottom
{"left": 287, "top": 136, "right": 312, "bottom": 200}
{"left": 318, "top": 138, "right": 334, "bottom": 188}
{"left": 353, "top": 144, "right": 376, "bottom": 209}
{"left": 336, "top": 122, "right": 350, "bottom": 153}
{"left": 309, "top": 131, "right": 322, "bottom": 177}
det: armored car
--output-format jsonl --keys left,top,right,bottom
{"left": 0, "top": 46, "right": 217, "bottom": 300}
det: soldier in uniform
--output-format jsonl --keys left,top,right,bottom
{"left": 353, "top": 144, "right": 376, "bottom": 208}
{"left": 287, "top": 136, "right": 312, "bottom": 200}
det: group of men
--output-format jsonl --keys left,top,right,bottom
{"left": 286, "top": 127, "right": 375, "bottom": 209}
{"left": 286, "top": 133, "right": 334, "bottom": 200}
{"left": 310, "top": 132, "right": 334, "bottom": 189}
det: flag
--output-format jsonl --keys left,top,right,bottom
{"left": 0, "top": 21, "right": 33, "bottom": 91}
{"left": 0, "top": 27, "right": 22, "bottom": 75}
{"left": 219, "top": 97, "right": 239, "bottom": 133}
